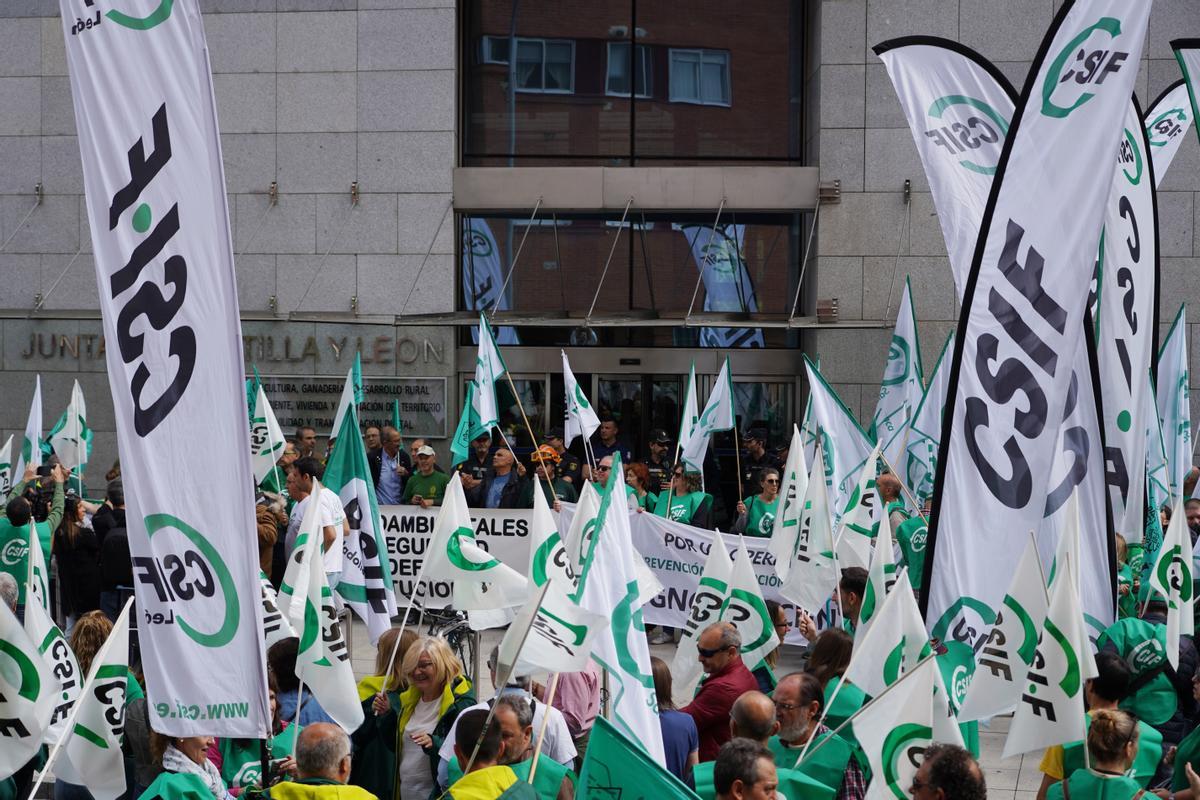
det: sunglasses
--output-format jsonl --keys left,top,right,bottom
{"left": 764, "top": 479, "right": 780, "bottom": 485}
{"left": 596, "top": 466, "right": 611, "bottom": 471}
{"left": 697, "top": 644, "right": 732, "bottom": 658}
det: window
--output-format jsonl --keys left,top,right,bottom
{"left": 480, "top": 35, "right": 509, "bottom": 65}
{"left": 515, "top": 38, "right": 575, "bottom": 94}
{"left": 606, "top": 42, "right": 652, "bottom": 98}
{"left": 669, "top": 49, "right": 730, "bottom": 106}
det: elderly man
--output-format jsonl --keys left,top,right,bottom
{"left": 0, "top": 572, "right": 16, "bottom": 612}
{"left": 363, "top": 426, "right": 382, "bottom": 452}
{"left": 682, "top": 622, "right": 759, "bottom": 761}
{"left": 465, "top": 446, "right": 526, "bottom": 509}
{"left": 691, "top": 692, "right": 832, "bottom": 800}
{"left": 910, "top": 743, "right": 986, "bottom": 800}
{"left": 295, "top": 426, "right": 318, "bottom": 459}
{"left": 368, "top": 426, "right": 410, "bottom": 505}
{"left": 768, "top": 673, "right": 864, "bottom": 800}
{"left": 713, "top": 740, "right": 778, "bottom": 800}
{"left": 402, "top": 445, "right": 451, "bottom": 508}
{"left": 270, "top": 723, "right": 377, "bottom": 800}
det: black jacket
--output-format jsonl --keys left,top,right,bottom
{"left": 53, "top": 525, "right": 102, "bottom": 616}
{"left": 465, "top": 471, "right": 526, "bottom": 509}
{"left": 367, "top": 448, "right": 411, "bottom": 497}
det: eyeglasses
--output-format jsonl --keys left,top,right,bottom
{"left": 697, "top": 644, "right": 732, "bottom": 658}
{"left": 774, "top": 701, "right": 802, "bottom": 712}
{"left": 774, "top": 621, "right": 791, "bottom": 631}
{"left": 596, "top": 466, "right": 611, "bottom": 472}
{"left": 764, "top": 479, "right": 780, "bottom": 485}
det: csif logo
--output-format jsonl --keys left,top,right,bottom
{"left": 71, "top": 0, "right": 174, "bottom": 36}
{"left": 881, "top": 723, "right": 932, "bottom": 799}
{"left": 1, "top": 539, "right": 27, "bottom": 567}
{"left": 132, "top": 513, "right": 240, "bottom": 648}
{"left": 1042, "top": 17, "right": 1129, "bottom": 118}
{"left": 924, "top": 95, "right": 1008, "bottom": 175}
{"left": 1147, "top": 107, "right": 1189, "bottom": 147}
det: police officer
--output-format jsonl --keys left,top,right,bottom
{"left": 642, "top": 429, "right": 674, "bottom": 495}
{"left": 542, "top": 427, "right": 582, "bottom": 486}
{"left": 740, "top": 428, "right": 781, "bottom": 497}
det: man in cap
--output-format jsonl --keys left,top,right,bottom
{"left": 520, "top": 445, "right": 577, "bottom": 510}
{"left": 455, "top": 431, "right": 495, "bottom": 493}
{"left": 542, "top": 427, "right": 582, "bottom": 486}
{"left": 642, "top": 429, "right": 674, "bottom": 495}
{"left": 402, "top": 445, "right": 451, "bottom": 508}
{"left": 740, "top": 428, "right": 781, "bottom": 498}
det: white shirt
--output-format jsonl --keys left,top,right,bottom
{"left": 400, "top": 697, "right": 440, "bottom": 800}
{"left": 436, "top": 691, "right": 577, "bottom": 788}
{"left": 287, "top": 487, "right": 347, "bottom": 573}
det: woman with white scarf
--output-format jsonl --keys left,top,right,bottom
{"left": 139, "top": 733, "right": 235, "bottom": 800}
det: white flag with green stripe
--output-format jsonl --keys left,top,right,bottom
{"left": 803, "top": 356, "right": 874, "bottom": 524}
{"left": 505, "top": 580, "right": 608, "bottom": 676}
{"left": 0, "top": 435, "right": 13, "bottom": 496}
{"left": 425, "top": 473, "right": 528, "bottom": 610}
{"left": 681, "top": 358, "right": 736, "bottom": 472}
{"left": 871, "top": 278, "right": 924, "bottom": 470}
{"left": 1157, "top": 304, "right": 1191, "bottom": 503}
{"left": 1003, "top": 557, "right": 1097, "bottom": 758}
{"left": 24, "top": 594, "right": 82, "bottom": 745}
{"left": 56, "top": 601, "right": 131, "bottom": 800}
{"left": 473, "top": 313, "right": 508, "bottom": 430}
{"left": 846, "top": 569, "right": 930, "bottom": 697}
{"left": 1150, "top": 497, "right": 1195, "bottom": 669}
{"left": 15, "top": 376, "right": 42, "bottom": 481}
{"left": 564, "top": 481, "right": 601, "bottom": 575}
{"left": 562, "top": 351, "right": 600, "bottom": 447}
{"left": 27, "top": 519, "right": 49, "bottom": 614}
{"left": 679, "top": 361, "right": 699, "bottom": 455}
{"left": 858, "top": 500, "right": 898, "bottom": 635}
{"left": 324, "top": 407, "right": 397, "bottom": 645}
{"left": 958, "top": 535, "right": 1049, "bottom": 722}
{"left": 851, "top": 656, "right": 939, "bottom": 800}
{"left": 528, "top": 478, "right": 576, "bottom": 590}
{"left": 259, "top": 571, "right": 296, "bottom": 651}
{"left": 250, "top": 384, "right": 287, "bottom": 489}
{"left": 277, "top": 481, "right": 363, "bottom": 732}
{"left": 779, "top": 437, "right": 839, "bottom": 616}
{"left": 0, "top": 600, "right": 58, "bottom": 776}
{"left": 720, "top": 538, "right": 779, "bottom": 673}
{"left": 48, "top": 379, "right": 91, "bottom": 475}
{"left": 767, "top": 425, "right": 808, "bottom": 582}
{"left": 329, "top": 352, "right": 364, "bottom": 443}
{"left": 835, "top": 444, "right": 881, "bottom": 570}
{"left": 672, "top": 533, "right": 733, "bottom": 695}
{"left": 903, "top": 332, "right": 953, "bottom": 508}
{"left": 1145, "top": 79, "right": 1193, "bottom": 186}
{"left": 1172, "top": 39, "right": 1200, "bottom": 149}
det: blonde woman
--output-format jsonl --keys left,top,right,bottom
{"left": 352, "top": 637, "right": 474, "bottom": 800}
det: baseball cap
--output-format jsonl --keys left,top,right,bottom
{"left": 416, "top": 445, "right": 436, "bottom": 457}
{"left": 742, "top": 427, "right": 769, "bottom": 443}
{"left": 472, "top": 432, "right": 492, "bottom": 443}
{"left": 543, "top": 427, "right": 565, "bottom": 440}
{"left": 649, "top": 428, "right": 671, "bottom": 445}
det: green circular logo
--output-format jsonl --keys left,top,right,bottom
{"left": 0, "top": 638, "right": 42, "bottom": 702}
{"left": 881, "top": 723, "right": 932, "bottom": 799}
{"left": 145, "top": 513, "right": 240, "bottom": 648}
{"left": 1041, "top": 17, "right": 1123, "bottom": 119}
{"left": 925, "top": 95, "right": 1009, "bottom": 175}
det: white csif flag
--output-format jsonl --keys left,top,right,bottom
{"left": 672, "top": 533, "right": 733, "bottom": 695}
{"left": 904, "top": 332, "right": 954, "bottom": 508}
{"left": 48, "top": 379, "right": 90, "bottom": 474}
{"left": 573, "top": 455, "right": 665, "bottom": 763}
{"left": 1145, "top": 78, "right": 1194, "bottom": 185}
{"left": 1003, "top": 557, "right": 1097, "bottom": 758}
{"left": 15, "top": 376, "right": 42, "bottom": 480}
{"left": 563, "top": 480, "right": 601, "bottom": 575}
{"left": 562, "top": 351, "right": 600, "bottom": 447}
{"left": 0, "top": 600, "right": 58, "bottom": 777}
{"left": 27, "top": 518, "right": 50, "bottom": 614}
{"left": 851, "top": 656, "right": 940, "bottom": 800}
{"left": 277, "top": 481, "right": 362, "bottom": 733}
{"left": 846, "top": 569, "right": 930, "bottom": 698}
{"left": 1173, "top": 40, "right": 1200, "bottom": 148}
{"left": 680, "top": 358, "right": 736, "bottom": 473}
{"left": 328, "top": 354, "right": 363, "bottom": 445}
{"left": 473, "top": 313, "right": 507, "bottom": 430}
{"left": 924, "top": 0, "right": 1150, "bottom": 647}
{"left": 24, "top": 595, "right": 82, "bottom": 745}
{"left": 1157, "top": 304, "right": 1191, "bottom": 504}
{"left": 250, "top": 383, "right": 287, "bottom": 488}
{"left": 60, "top": 0, "right": 270, "bottom": 735}
{"left": 858, "top": 500, "right": 897, "bottom": 636}
{"left": 678, "top": 361, "right": 700, "bottom": 454}
{"left": 56, "top": 600, "right": 133, "bottom": 800}
{"left": 778, "top": 437, "right": 839, "bottom": 616}
{"left": 259, "top": 571, "right": 296, "bottom": 651}
{"left": 835, "top": 445, "right": 881, "bottom": 570}
{"left": 503, "top": 580, "right": 608, "bottom": 677}
{"left": 767, "top": 425, "right": 808, "bottom": 582}
{"left": 720, "top": 538, "right": 779, "bottom": 673}
{"left": 0, "top": 435, "right": 13, "bottom": 496}
{"left": 803, "top": 356, "right": 874, "bottom": 524}
{"left": 1150, "top": 497, "right": 1195, "bottom": 669}
{"left": 528, "top": 477, "right": 576, "bottom": 590}
{"left": 958, "top": 535, "right": 1049, "bottom": 722}
{"left": 871, "top": 278, "right": 925, "bottom": 470}
{"left": 424, "top": 473, "right": 528, "bottom": 610}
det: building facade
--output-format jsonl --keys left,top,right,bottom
{"left": 0, "top": 0, "right": 1197, "bottom": 514}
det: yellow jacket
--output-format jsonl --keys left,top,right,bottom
{"left": 270, "top": 778, "right": 378, "bottom": 800}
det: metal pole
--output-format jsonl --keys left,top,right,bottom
{"left": 490, "top": 197, "right": 543, "bottom": 320}
{"left": 789, "top": 201, "right": 821, "bottom": 319}
{"left": 684, "top": 198, "right": 726, "bottom": 324}
{"left": 585, "top": 197, "right": 634, "bottom": 325}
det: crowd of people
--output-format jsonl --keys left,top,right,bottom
{"left": 9, "top": 420, "right": 1200, "bottom": 800}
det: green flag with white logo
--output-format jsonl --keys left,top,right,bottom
{"left": 450, "top": 383, "right": 488, "bottom": 466}
{"left": 329, "top": 352, "right": 364, "bottom": 443}
{"left": 579, "top": 716, "right": 698, "bottom": 800}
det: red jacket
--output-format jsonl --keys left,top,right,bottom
{"left": 681, "top": 657, "right": 759, "bottom": 761}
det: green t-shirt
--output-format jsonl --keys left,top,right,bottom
{"left": 402, "top": 471, "right": 451, "bottom": 506}
{"left": 1096, "top": 618, "right": 1176, "bottom": 725}
{"left": 894, "top": 516, "right": 929, "bottom": 590}
{"left": 1045, "top": 769, "right": 1144, "bottom": 800}
{"left": 653, "top": 491, "right": 708, "bottom": 524}
{"left": 743, "top": 494, "right": 779, "bottom": 538}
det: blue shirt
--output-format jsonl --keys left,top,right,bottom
{"left": 276, "top": 688, "right": 334, "bottom": 727}
{"left": 659, "top": 709, "right": 699, "bottom": 787}
{"left": 377, "top": 450, "right": 403, "bottom": 504}
{"left": 591, "top": 439, "right": 632, "bottom": 463}
{"left": 486, "top": 471, "right": 512, "bottom": 508}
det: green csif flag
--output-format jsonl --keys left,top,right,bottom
{"left": 450, "top": 383, "right": 489, "bottom": 465}
{"left": 578, "top": 716, "right": 699, "bottom": 800}
{"left": 391, "top": 398, "right": 403, "bottom": 435}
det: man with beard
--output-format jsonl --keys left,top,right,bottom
{"left": 767, "top": 673, "right": 865, "bottom": 800}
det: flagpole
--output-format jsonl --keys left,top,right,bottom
{"left": 792, "top": 651, "right": 938, "bottom": 769}
{"left": 793, "top": 531, "right": 848, "bottom": 766}
{"left": 26, "top": 597, "right": 135, "bottom": 800}
{"left": 290, "top": 679, "right": 307, "bottom": 760}
{"left": 525, "top": 672, "right": 560, "bottom": 785}
{"left": 875, "top": 449, "right": 930, "bottom": 526}
{"left": 733, "top": 433, "right": 743, "bottom": 503}
{"left": 499, "top": 374, "right": 554, "bottom": 500}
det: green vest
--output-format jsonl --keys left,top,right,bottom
{"left": 1116, "top": 563, "right": 1138, "bottom": 619}
{"left": 1045, "top": 769, "right": 1145, "bottom": 800}
{"left": 743, "top": 495, "right": 779, "bottom": 538}
{"left": 218, "top": 724, "right": 300, "bottom": 789}
{"left": 1173, "top": 718, "right": 1200, "bottom": 790}
{"left": 768, "top": 733, "right": 852, "bottom": 797}
{"left": 137, "top": 771, "right": 220, "bottom": 800}
{"left": 1096, "top": 619, "right": 1177, "bottom": 725}
{"left": 936, "top": 640, "right": 981, "bottom": 757}
{"left": 1061, "top": 716, "right": 1160, "bottom": 788}
{"left": 822, "top": 677, "right": 865, "bottom": 749}
{"left": 0, "top": 519, "right": 51, "bottom": 604}
{"left": 692, "top": 758, "right": 834, "bottom": 800}
{"left": 894, "top": 516, "right": 928, "bottom": 590}
{"left": 653, "top": 491, "right": 707, "bottom": 524}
